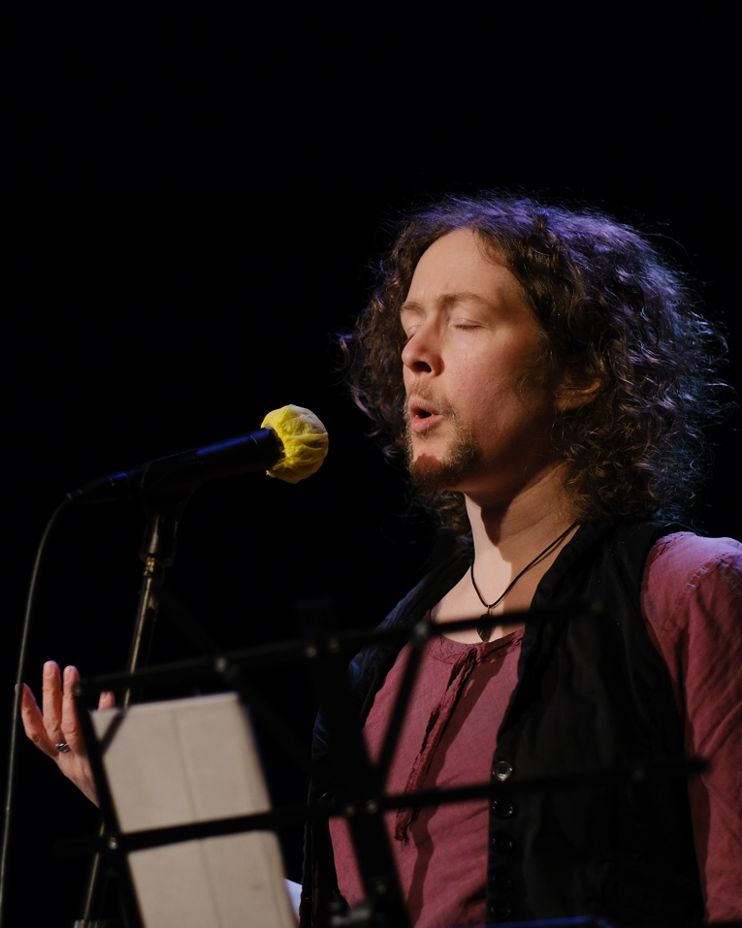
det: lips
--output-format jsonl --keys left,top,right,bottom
{"left": 408, "top": 397, "right": 444, "bottom": 433}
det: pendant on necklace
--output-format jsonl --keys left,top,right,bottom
{"left": 476, "top": 614, "right": 492, "bottom": 642}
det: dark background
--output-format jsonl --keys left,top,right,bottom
{"left": 2, "top": 180, "right": 740, "bottom": 926}
{"left": 1, "top": 17, "right": 740, "bottom": 924}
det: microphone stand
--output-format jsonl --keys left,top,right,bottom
{"left": 74, "top": 495, "right": 187, "bottom": 928}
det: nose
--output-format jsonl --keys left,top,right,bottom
{"left": 401, "top": 322, "right": 442, "bottom": 377}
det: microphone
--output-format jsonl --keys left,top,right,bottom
{"left": 66, "top": 404, "right": 329, "bottom": 502}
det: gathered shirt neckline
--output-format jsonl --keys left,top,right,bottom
{"left": 393, "top": 620, "right": 524, "bottom": 842}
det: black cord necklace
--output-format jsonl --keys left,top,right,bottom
{"left": 470, "top": 521, "right": 579, "bottom": 642}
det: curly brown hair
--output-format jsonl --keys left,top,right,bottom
{"left": 343, "top": 191, "right": 731, "bottom": 534}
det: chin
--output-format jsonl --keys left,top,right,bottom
{"left": 408, "top": 447, "right": 480, "bottom": 492}
{"left": 405, "top": 419, "right": 481, "bottom": 490}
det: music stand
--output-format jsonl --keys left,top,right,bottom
{"left": 87, "top": 692, "right": 297, "bottom": 928}
{"left": 66, "top": 608, "right": 708, "bottom": 928}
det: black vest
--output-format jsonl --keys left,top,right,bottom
{"left": 302, "top": 520, "right": 705, "bottom": 926}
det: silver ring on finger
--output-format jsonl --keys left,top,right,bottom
{"left": 55, "top": 741, "right": 71, "bottom": 753}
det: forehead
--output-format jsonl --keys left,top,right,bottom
{"left": 405, "top": 228, "right": 526, "bottom": 310}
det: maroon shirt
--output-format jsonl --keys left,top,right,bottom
{"left": 329, "top": 532, "right": 742, "bottom": 925}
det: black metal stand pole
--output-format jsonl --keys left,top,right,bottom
{"left": 74, "top": 499, "right": 185, "bottom": 928}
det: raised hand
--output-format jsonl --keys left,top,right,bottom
{"left": 20, "top": 660, "right": 115, "bottom": 806}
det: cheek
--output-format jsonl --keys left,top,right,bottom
{"left": 454, "top": 365, "right": 550, "bottom": 430}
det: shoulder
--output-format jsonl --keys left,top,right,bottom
{"left": 645, "top": 531, "right": 742, "bottom": 587}
{"left": 344, "top": 551, "right": 472, "bottom": 717}
{"left": 642, "top": 530, "right": 742, "bottom": 636}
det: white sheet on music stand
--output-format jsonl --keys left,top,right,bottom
{"left": 91, "top": 692, "right": 297, "bottom": 928}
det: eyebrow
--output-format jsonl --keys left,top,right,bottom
{"left": 399, "top": 291, "right": 493, "bottom": 314}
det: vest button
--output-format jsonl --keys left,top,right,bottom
{"left": 492, "top": 799, "right": 517, "bottom": 819}
{"left": 491, "top": 900, "right": 513, "bottom": 919}
{"left": 491, "top": 831, "right": 515, "bottom": 853}
{"left": 491, "top": 866, "right": 513, "bottom": 890}
{"left": 493, "top": 760, "right": 513, "bottom": 781}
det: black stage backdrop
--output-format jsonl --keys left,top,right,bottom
{"left": 1, "top": 181, "right": 740, "bottom": 924}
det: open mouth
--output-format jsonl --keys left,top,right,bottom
{"left": 409, "top": 400, "right": 443, "bottom": 432}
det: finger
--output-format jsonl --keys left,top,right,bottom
{"left": 98, "top": 690, "right": 116, "bottom": 710}
{"left": 41, "top": 660, "right": 64, "bottom": 742}
{"left": 59, "top": 665, "right": 87, "bottom": 754}
{"left": 19, "top": 683, "right": 58, "bottom": 760}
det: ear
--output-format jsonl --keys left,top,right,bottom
{"left": 555, "top": 364, "right": 603, "bottom": 412}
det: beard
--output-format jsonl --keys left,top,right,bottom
{"left": 404, "top": 407, "right": 482, "bottom": 492}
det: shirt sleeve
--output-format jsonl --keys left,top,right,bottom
{"left": 641, "top": 532, "right": 742, "bottom": 921}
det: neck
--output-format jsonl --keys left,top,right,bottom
{"left": 428, "top": 466, "right": 580, "bottom": 644}
{"left": 464, "top": 465, "right": 579, "bottom": 568}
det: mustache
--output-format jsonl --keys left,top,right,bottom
{"left": 404, "top": 389, "right": 456, "bottom": 423}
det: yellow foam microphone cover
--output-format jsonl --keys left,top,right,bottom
{"left": 260, "top": 404, "right": 329, "bottom": 484}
